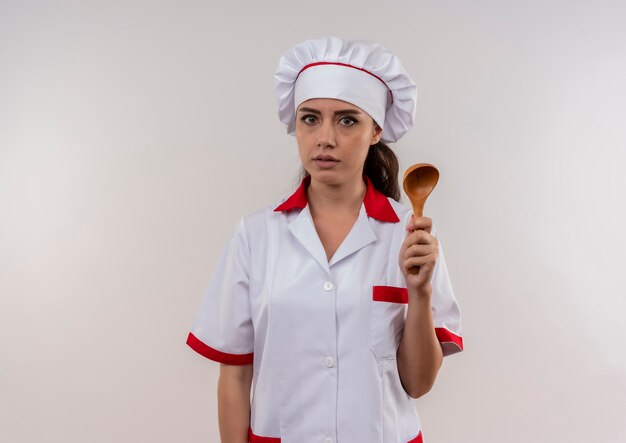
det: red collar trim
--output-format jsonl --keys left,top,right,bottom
{"left": 274, "top": 176, "right": 399, "bottom": 223}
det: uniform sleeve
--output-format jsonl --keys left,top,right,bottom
{"left": 186, "top": 218, "right": 254, "bottom": 365}
{"left": 431, "top": 225, "right": 464, "bottom": 357}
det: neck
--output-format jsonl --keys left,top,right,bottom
{"left": 306, "top": 174, "right": 366, "bottom": 218}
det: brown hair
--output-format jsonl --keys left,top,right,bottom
{"left": 363, "top": 141, "right": 401, "bottom": 201}
{"left": 299, "top": 141, "right": 401, "bottom": 201}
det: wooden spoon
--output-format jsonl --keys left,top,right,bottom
{"left": 402, "top": 163, "right": 439, "bottom": 274}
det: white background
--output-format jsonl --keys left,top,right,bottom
{"left": 1, "top": 1, "right": 625, "bottom": 442}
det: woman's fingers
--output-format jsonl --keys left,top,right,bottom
{"left": 403, "top": 255, "right": 435, "bottom": 270}
{"left": 403, "top": 243, "right": 435, "bottom": 260}
{"left": 401, "top": 215, "right": 438, "bottom": 280}
{"left": 406, "top": 216, "right": 432, "bottom": 233}
{"left": 404, "top": 229, "right": 437, "bottom": 247}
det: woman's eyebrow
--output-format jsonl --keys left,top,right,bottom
{"left": 298, "top": 107, "right": 362, "bottom": 115}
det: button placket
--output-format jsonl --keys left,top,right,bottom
{"left": 321, "top": 277, "right": 336, "bottom": 443}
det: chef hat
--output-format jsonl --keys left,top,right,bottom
{"left": 274, "top": 36, "right": 417, "bottom": 143}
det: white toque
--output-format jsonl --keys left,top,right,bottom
{"left": 274, "top": 36, "right": 417, "bottom": 143}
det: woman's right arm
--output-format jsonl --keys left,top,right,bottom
{"left": 218, "top": 363, "right": 253, "bottom": 443}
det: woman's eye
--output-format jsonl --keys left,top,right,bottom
{"left": 301, "top": 115, "right": 318, "bottom": 125}
{"left": 339, "top": 116, "right": 357, "bottom": 127}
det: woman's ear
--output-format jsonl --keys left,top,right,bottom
{"left": 371, "top": 123, "right": 383, "bottom": 144}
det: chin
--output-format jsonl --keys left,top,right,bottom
{"left": 309, "top": 170, "right": 346, "bottom": 186}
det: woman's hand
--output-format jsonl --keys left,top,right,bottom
{"left": 399, "top": 216, "right": 438, "bottom": 295}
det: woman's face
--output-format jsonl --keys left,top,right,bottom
{"left": 295, "top": 98, "right": 382, "bottom": 186}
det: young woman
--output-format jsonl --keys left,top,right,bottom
{"left": 187, "top": 37, "right": 463, "bottom": 443}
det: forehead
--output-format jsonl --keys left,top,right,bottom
{"left": 297, "top": 97, "right": 364, "bottom": 113}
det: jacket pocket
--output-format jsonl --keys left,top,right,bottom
{"left": 369, "top": 286, "right": 408, "bottom": 360}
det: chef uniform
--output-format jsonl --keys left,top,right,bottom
{"left": 187, "top": 37, "right": 463, "bottom": 443}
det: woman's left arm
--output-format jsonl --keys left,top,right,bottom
{"left": 396, "top": 216, "right": 444, "bottom": 399}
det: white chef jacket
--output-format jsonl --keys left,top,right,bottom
{"left": 187, "top": 176, "right": 463, "bottom": 443}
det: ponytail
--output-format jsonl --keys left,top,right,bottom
{"left": 363, "top": 142, "right": 401, "bottom": 201}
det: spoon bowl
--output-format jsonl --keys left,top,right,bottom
{"left": 402, "top": 163, "right": 439, "bottom": 218}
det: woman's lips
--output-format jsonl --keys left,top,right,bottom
{"left": 314, "top": 158, "right": 340, "bottom": 168}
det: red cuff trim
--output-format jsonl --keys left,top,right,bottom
{"left": 186, "top": 332, "right": 253, "bottom": 365}
{"left": 407, "top": 431, "right": 423, "bottom": 443}
{"left": 249, "top": 428, "right": 281, "bottom": 442}
{"left": 435, "top": 327, "right": 464, "bottom": 353}
{"left": 373, "top": 285, "right": 409, "bottom": 304}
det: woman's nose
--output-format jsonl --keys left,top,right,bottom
{"left": 316, "top": 119, "right": 336, "bottom": 147}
